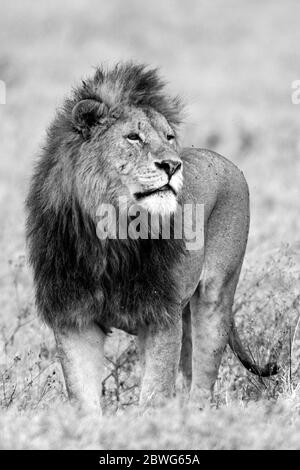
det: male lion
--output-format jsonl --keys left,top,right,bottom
{"left": 26, "top": 63, "right": 277, "bottom": 411}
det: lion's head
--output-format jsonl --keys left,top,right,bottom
{"left": 45, "top": 63, "right": 184, "bottom": 219}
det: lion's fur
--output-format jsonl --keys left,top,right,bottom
{"left": 45, "top": 62, "right": 182, "bottom": 149}
{"left": 26, "top": 64, "right": 277, "bottom": 412}
{"left": 26, "top": 63, "right": 185, "bottom": 333}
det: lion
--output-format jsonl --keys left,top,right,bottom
{"left": 26, "top": 63, "right": 277, "bottom": 412}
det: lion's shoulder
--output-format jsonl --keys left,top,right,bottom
{"left": 180, "top": 147, "right": 249, "bottom": 201}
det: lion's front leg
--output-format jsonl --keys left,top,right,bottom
{"left": 138, "top": 315, "right": 182, "bottom": 408}
{"left": 54, "top": 323, "right": 105, "bottom": 413}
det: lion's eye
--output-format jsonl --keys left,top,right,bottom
{"left": 167, "top": 134, "right": 175, "bottom": 142}
{"left": 126, "top": 133, "right": 141, "bottom": 142}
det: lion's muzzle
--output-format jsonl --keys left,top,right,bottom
{"left": 154, "top": 159, "right": 182, "bottom": 178}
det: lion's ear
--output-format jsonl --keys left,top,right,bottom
{"left": 71, "top": 99, "right": 108, "bottom": 138}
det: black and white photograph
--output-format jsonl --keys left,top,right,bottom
{"left": 0, "top": 0, "right": 300, "bottom": 453}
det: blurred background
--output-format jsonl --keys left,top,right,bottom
{"left": 0, "top": 0, "right": 300, "bottom": 448}
{"left": 1, "top": 0, "right": 300, "bottom": 260}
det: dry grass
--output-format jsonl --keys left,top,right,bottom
{"left": 0, "top": 0, "right": 300, "bottom": 449}
{"left": 1, "top": 399, "right": 300, "bottom": 450}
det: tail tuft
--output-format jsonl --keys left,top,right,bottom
{"left": 229, "top": 323, "right": 279, "bottom": 377}
{"left": 260, "top": 361, "right": 279, "bottom": 377}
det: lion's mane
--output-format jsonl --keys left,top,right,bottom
{"left": 26, "top": 63, "right": 185, "bottom": 333}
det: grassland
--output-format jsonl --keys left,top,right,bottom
{"left": 0, "top": 0, "right": 300, "bottom": 449}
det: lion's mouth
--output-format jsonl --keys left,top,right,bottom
{"left": 134, "top": 184, "right": 177, "bottom": 201}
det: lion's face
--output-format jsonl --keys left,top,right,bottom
{"left": 75, "top": 105, "right": 183, "bottom": 218}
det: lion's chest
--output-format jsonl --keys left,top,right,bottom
{"left": 96, "top": 241, "right": 203, "bottom": 334}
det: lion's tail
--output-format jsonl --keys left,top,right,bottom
{"left": 228, "top": 321, "right": 279, "bottom": 377}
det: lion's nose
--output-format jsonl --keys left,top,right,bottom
{"left": 155, "top": 159, "right": 182, "bottom": 178}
